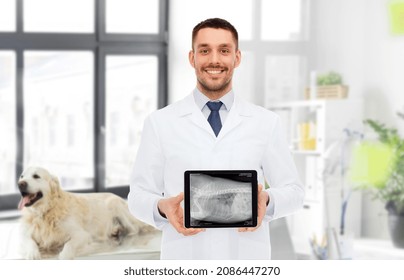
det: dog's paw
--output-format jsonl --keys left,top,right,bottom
{"left": 21, "top": 247, "right": 41, "bottom": 260}
{"left": 19, "top": 239, "right": 41, "bottom": 259}
{"left": 58, "top": 245, "right": 76, "bottom": 260}
{"left": 58, "top": 252, "right": 74, "bottom": 260}
{"left": 26, "top": 251, "right": 41, "bottom": 260}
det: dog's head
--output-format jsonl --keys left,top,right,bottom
{"left": 17, "top": 166, "right": 61, "bottom": 210}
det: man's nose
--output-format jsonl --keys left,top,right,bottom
{"left": 209, "top": 50, "right": 220, "bottom": 64}
{"left": 18, "top": 181, "right": 28, "bottom": 192}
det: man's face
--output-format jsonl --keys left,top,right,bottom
{"left": 189, "top": 28, "right": 241, "bottom": 97}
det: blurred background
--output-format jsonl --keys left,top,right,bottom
{"left": 1, "top": 0, "right": 404, "bottom": 259}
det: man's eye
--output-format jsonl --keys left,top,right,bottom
{"left": 221, "top": 49, "right": 230, "bottom": 54}
{"left": 200, "top": 49, "right": 209, "bottom": 54}
{"left": 33, "top": 174, "right": 40, "bottom": 179}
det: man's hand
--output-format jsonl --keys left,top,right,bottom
{"left": 238, "top": 184, "right": 269, "bottom": 232}
{"left": 158, "top": 192, "right": 205, "bottom": 236}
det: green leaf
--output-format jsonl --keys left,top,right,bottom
{"left": 317, "top": 71, "right": 342, "bottom": 85}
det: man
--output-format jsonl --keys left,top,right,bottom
{"left": 128, "top": 18, "right": 304, "bottom": 259}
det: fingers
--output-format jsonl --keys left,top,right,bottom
{"left": 178, "top": 227, "right": 205, "bottom": 236}
{"left": 238, "top": 185, "right": 267, "bottom": 233}
{"left": 174, "top": 192, "right": 184, "bottom": 203}
{"left": 238, "top": 218, "right": 264, "bottom": 232}
{"left": 165, "top": 192, "right": 204, "bottom": 236}
{"left": 239, "top": 228, "right": 255, "bottom": 232}
{"left": 169, "top": 218, "right": 200, "bottom": 236}
{"left": 170, "top": 217, "right": 205, "bottom": 236}
{"left": 238, "top": 217, "right": 263, "bottom": 232}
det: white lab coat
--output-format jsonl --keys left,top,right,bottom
{"left": 128, "top": 92, "right": 304, "bottom": 259}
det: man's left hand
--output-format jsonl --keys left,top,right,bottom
{"left": 238, "top": 184, "right": 269, "bottom": 232}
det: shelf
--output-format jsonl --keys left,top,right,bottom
{"left": 267, "top": 98, "right": 356, "bottom": 110}
{"left": 268, "top": 99, "right": 326, "bottom": 110}
{"left": 272, "top": 98, "right": 363, "bottom": 257}
{"left": 291, "top": 149, "right": 322, "bottom": 156}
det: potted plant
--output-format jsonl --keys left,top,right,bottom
{"left": 305, "top": 71, "right": 349, "bottom": 99}
{"left": 359, "top": 119, "right": 404, "bottom": 248}
{"left": 317, "top": 71, "right": 343, "bottom": 86}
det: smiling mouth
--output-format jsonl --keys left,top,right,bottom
{"left": 204, "top": 66, "right": 227, "bottom": 75}
{"left": 18, "top": 191, "right": 43, "bottom": 210}
{"left": 206, "top": 70, "right": 224, "bottom": 74}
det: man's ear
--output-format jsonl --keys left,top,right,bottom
{"left": 234, "top": 49, "right": 241, "bottom": 68}
{"left": 188, "top": 50, "right": 195, "bottom": 68}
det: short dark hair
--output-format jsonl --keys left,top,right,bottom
{"left": 192, "top": 18, "right": 239, "bottom": 50}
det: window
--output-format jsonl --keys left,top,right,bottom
{"left": 0, "top": 0, "right": 16, "bottom": 32}
{"left": 106, "top": 0, "right": 159, "bottom": 34}
{"left": 251, "top": 0, "right": 310, "bottom": 104}
{"left": 261, "top": 0, "right": 304, "bottom": 41}
{"left": 264, "top": 56, "right": 307, "bottom": 105}
{"left": 0, "top": 51, "right": 16, "bottom": 195}
{"left": 105, "top": 55, "right": 158, "bottom": 187}
{"left": 23, "top": 51, "right": 94, "bottom": 190}
{"left": 24, "top": 0, "right": 94, "bottom": 33}
{"left": 0, "top": 0, "right": 168, "bottom": 211}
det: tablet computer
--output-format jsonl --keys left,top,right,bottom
{"left": 184, "top": 170, "right": 258, "bottom": 228}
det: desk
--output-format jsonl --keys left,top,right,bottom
{"left": 353, "top": 238, "right": 404, "bottom": 260}
{"left": 0, "top": 220, "right": 161, "bottom": 260}
{"left": 295, "top": 237, "right": 404, "bottom": 260}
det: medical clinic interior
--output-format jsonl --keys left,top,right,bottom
{"left": 1, "top": 0, "right": 404, "bottom": 260}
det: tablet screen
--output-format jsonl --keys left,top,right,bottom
{"left": 184, "top": 170, "right": 258, "bottom": 228}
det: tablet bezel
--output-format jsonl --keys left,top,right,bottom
{"left": 184, "top": 170, "right": 258, "bottom": 228}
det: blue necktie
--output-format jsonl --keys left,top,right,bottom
{"left": 206, "top": 101, "right": 223, "bottom": 137}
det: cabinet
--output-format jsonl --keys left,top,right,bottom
{"left": 268, "top": 99, "right": 363, "bottom": 257}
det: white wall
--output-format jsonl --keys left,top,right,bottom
{"left": 363, "top": 1, "right": 404, "bottom": 129}
{"left": 312, "top": 0, "right": 366, "bottom": 101}
{"left": 313, "top": 0, "right": 404, "bottom": 135}
{"left": 312, "top": 0, "right": 404, "bottom": 239}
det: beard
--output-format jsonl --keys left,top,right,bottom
{"left": 197, "top": 76, "right": 232, "bottom": 93}
{"left": 196, "top": 66, "right": 233, "bottom": 95}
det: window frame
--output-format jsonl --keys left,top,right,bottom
{"left": 239, "top": 0, "right": 313, "bottom": 105}
{"left": 98, "top": 46, "right": 167, "bottom": 197}
{"left": 0, "top": 0, "right": 168, "bottom": 212}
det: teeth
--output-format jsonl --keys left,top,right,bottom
{"left": 207, "top": 70, "right": 222, "bottom": 74}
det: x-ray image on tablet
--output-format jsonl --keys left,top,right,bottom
{"left": 184, "top": 170, "right": 258, "bottom": 228}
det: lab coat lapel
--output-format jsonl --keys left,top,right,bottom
{"left": 176, "top": 93, "right": 253, "bottom": 139}
{"left": 177, "top": 94, "right": 215, "bottom": 136}
{"left": 217, "top": 95, "right": 252, "bottom": 140}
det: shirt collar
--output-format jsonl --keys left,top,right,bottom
{"left": 193, "top": 88, "right": 234, "bottom": 111}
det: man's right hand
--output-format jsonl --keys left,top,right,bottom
{"left": 157, "top": 192, "right": 205, "bottom": 236}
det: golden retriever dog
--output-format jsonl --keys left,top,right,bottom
{"left": 17, "top": 166, "right": 159, "bottom": 259}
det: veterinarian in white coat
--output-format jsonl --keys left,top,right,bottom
{"left": 128, "top": 18, "right": 304, "bottom": 259}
